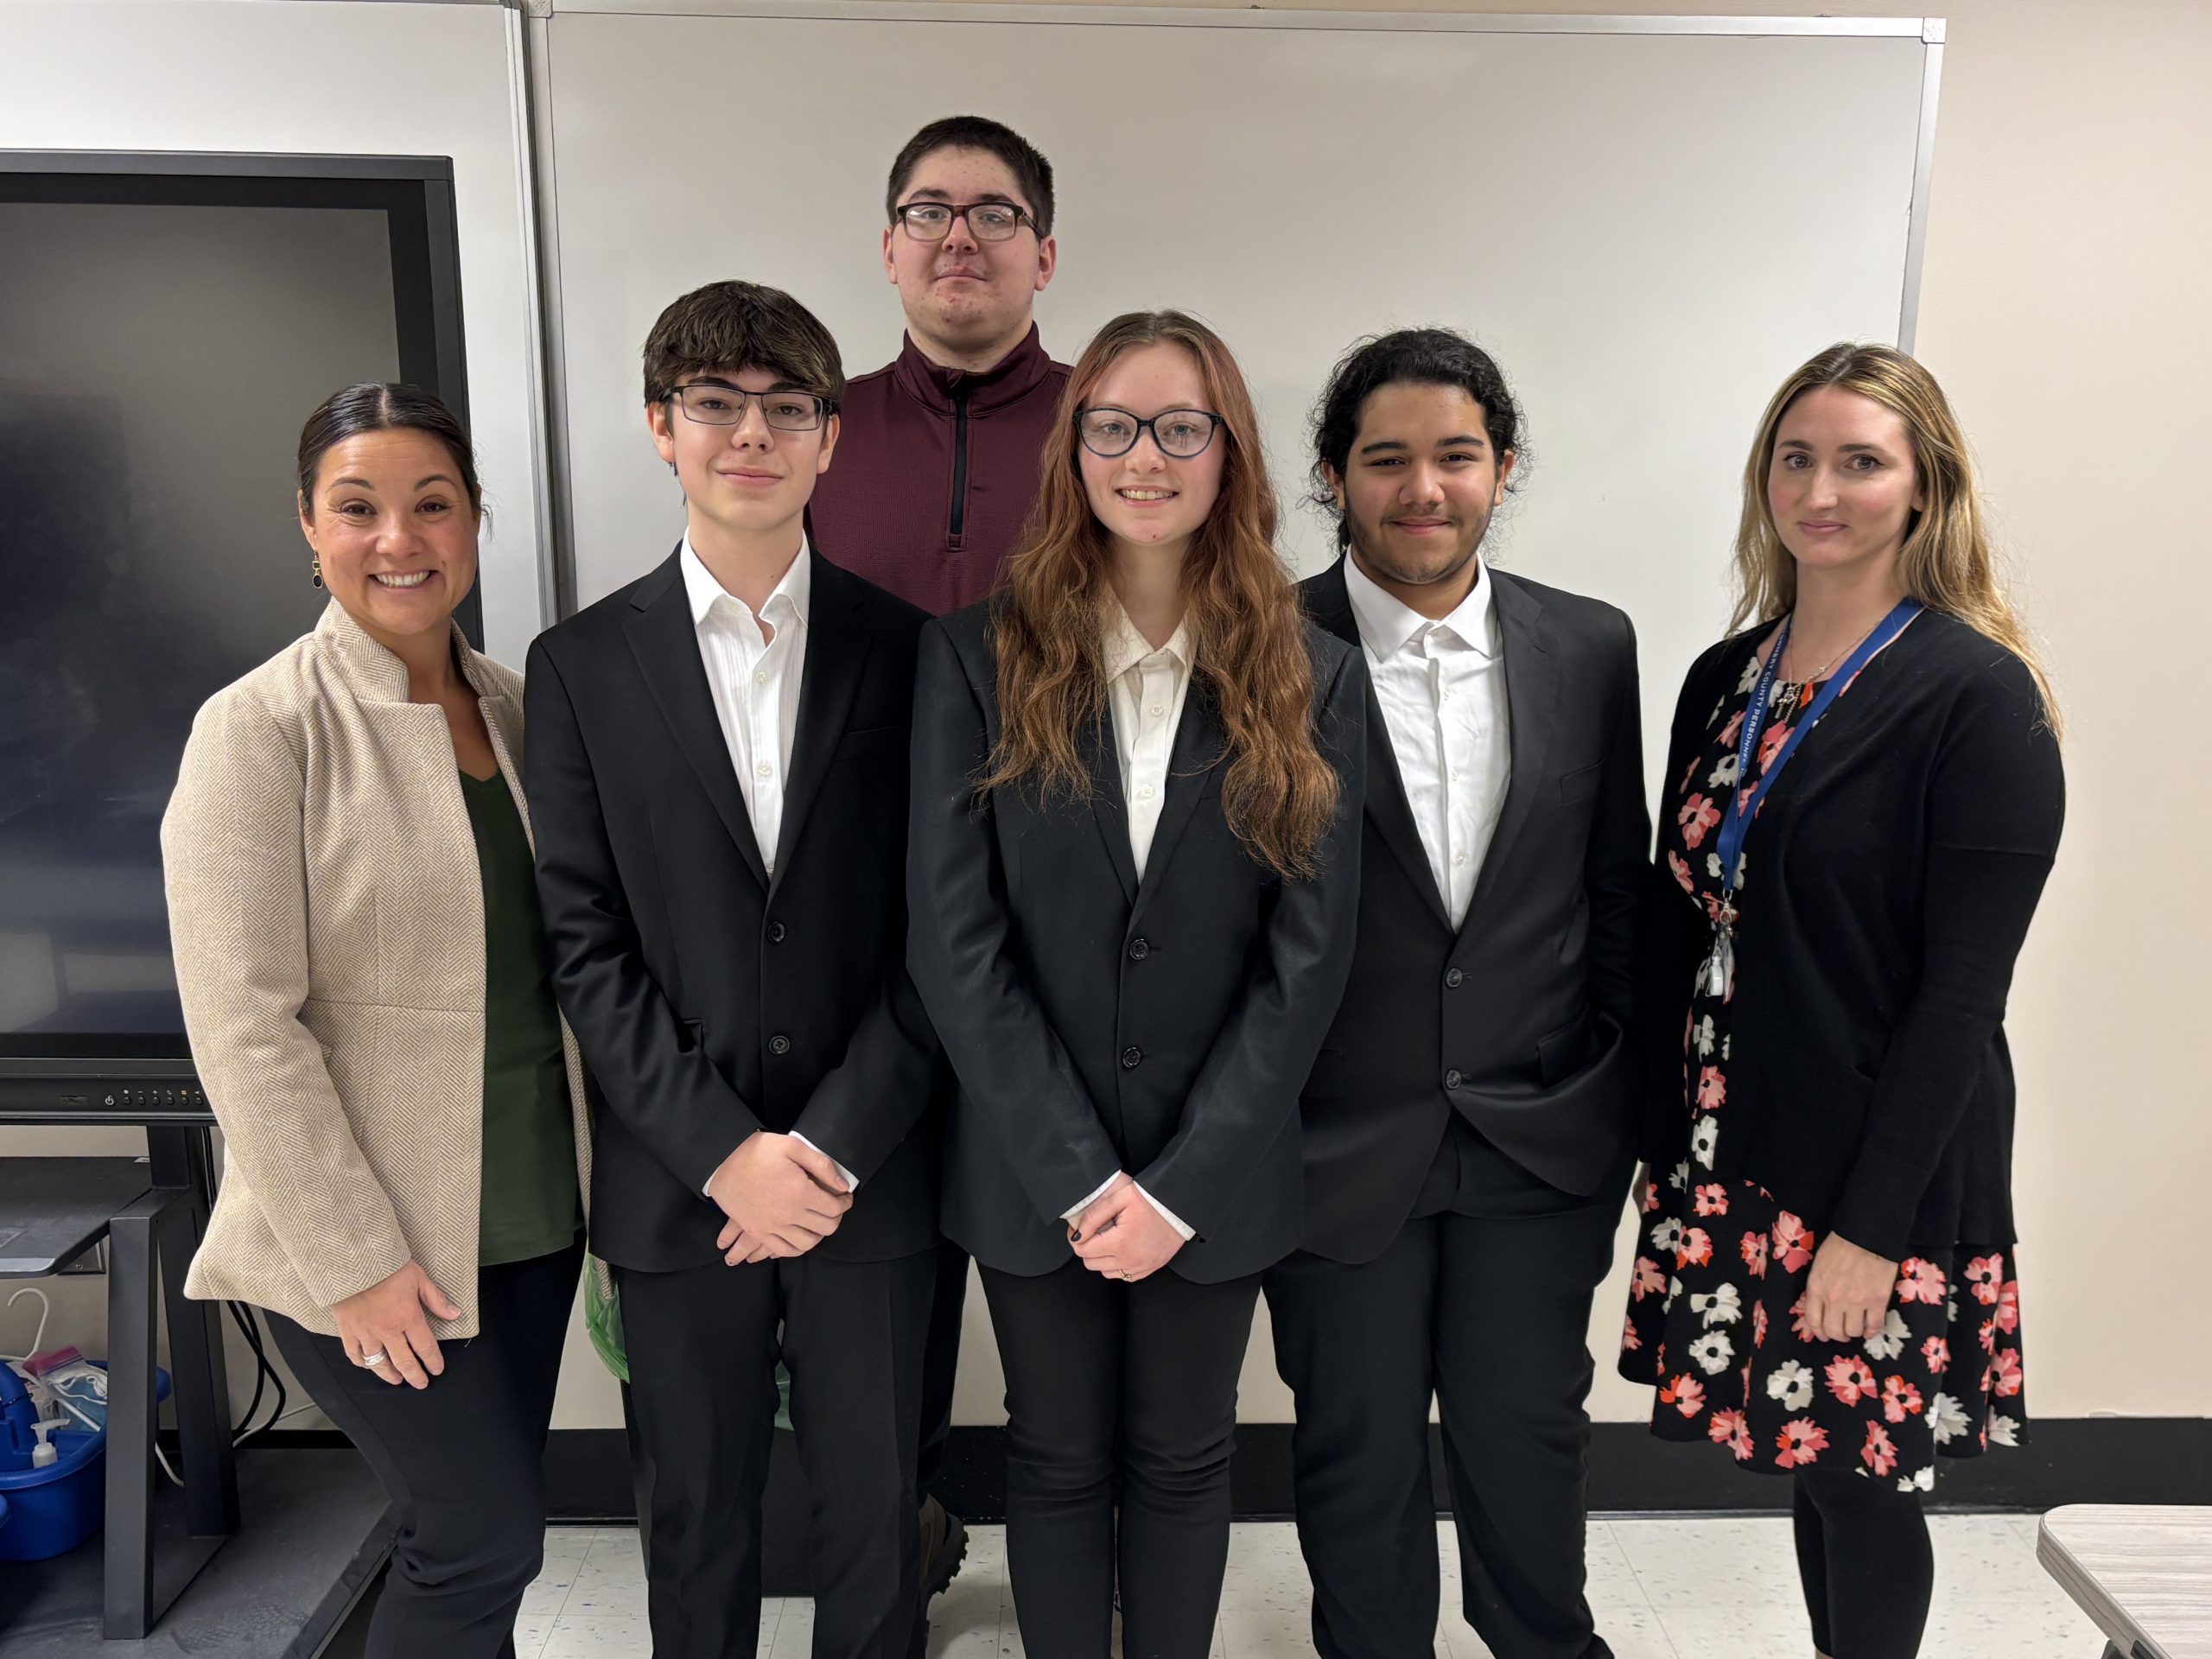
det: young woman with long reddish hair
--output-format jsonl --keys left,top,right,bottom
{"left": 909, "top": 310, "right": 1367, "bottom": 1659}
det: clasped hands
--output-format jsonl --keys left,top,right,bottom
{"left": 1066, "top": 1172, "right": 1185, "bottom": 1282}
{"left": 709, "top": 1131, "right": 853, "bottom": 1265}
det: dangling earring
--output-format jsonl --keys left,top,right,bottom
{"left": 670, "top": 462, "right": 678, "bottom": 477}
{"left": 311, "top": 556, "right": 323, "bottom": 588}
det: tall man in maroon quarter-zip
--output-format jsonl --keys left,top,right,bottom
{"left": 808, "top": 116, "right": 1067, "bottom": 617}
{"left": 806, "top": 115, "right": 1067, "bottom": 1621}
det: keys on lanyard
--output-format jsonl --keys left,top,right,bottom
{"left": 1703, "top": 897, "right": 1737, "bottom": 998}
{"left": 1699, "top": 598, "right": 1923, "bottom": 1000}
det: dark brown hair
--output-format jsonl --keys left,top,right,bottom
{"left": 985, "top": 311, "right": 1338, "bottom": 880}
{"left": 296, "top": 383, "right": 480, "bottom": 519}
{"left": 640, "top": 281, "right": 844, "bottom": 410}
{"left": 886, "top": 116, "right": 1056, "bottom": 237}
{"left": 1309, "top": 327, "right": 1522, "bottom": 553}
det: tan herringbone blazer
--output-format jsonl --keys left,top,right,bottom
{"left": 162, "top": 602, "right": 595, "bottom": 1338}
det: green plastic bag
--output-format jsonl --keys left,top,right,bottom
{"left": 585, "top": 1256, "right": 627, "bottom": 1382}
{"left": 583, "top": 1255, "right": 794, "bottom": 1428}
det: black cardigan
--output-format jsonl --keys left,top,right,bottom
{"left": 1638, "top": 608, "right": 2064, "bottom": 1262}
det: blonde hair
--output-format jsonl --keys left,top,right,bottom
{"left": 1730, "top": 342, "right": 2060, "bottom": 737}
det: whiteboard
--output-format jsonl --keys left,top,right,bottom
{"left": 537, "top": 3, "right": 1940, "bottom": 741}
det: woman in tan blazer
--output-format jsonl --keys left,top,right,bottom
{"left": 161, "top": 384, "right": 592, "bottom": 1659}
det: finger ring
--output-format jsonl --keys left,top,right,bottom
{"left": 359, "top": 1351, "right": 386, "bottom": 1367}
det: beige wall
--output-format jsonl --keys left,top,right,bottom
{"left": 5, "top": 2, "right": 2204, "bottom": 1438}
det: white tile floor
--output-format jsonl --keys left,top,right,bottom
{"left": 516, "top": 1513, "right": 2111, "bottom": 1658}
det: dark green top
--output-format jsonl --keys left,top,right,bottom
{"left": 459, "top": 768, "right": 582, "bottom": 1266}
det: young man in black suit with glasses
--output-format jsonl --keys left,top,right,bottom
{"left": 527, "top": 281, "right": 943, "bottom": 1659}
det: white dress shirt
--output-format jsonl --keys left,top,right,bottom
{"left": 680, "top": 535, "right": 854, "bottom": 1195}
{"left": 1103, "top": 604, "right": 1197, "bottom": 880}
{"left": 1058, "top": 604, "right": 1200, "bottom": 1246}
{"left": 1344, "top": 553, "right": 1512, "bottom": 927}
{"left": 680, "top": 533, "right": 809, "bottom": 878}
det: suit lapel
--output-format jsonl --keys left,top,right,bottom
{"left": 1306, "top": 561, "right": 1451, "bottom": 928}
{"left": 1131, "top": 679, "right": 1224, "bottom": 911}
{"left": 1080, "top": 702, "right": 1141, "bottom": 906}
{"left": 1460, "top": 570, "right": 1554, "bottom": 933}
{"left": 623, "top": 549, "right": 769, "bottom": 889}
{"left": 769, "top": 555, "right": 874, "bottom": 894}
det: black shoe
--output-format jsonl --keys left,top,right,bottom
{"left": 918, "top": 1494, "right": 968, "bottom": 1599}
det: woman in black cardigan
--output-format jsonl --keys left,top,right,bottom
{"left": 909, "top": 311, "right": 1364, "bottom": 1659}
{"left": 1620, "top": 344, "right": 2063, "bottom": 1659}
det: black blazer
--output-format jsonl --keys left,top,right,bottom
{"left": 908, "top": 600, "right": 1367, "bottom": 1283}
{"left": 524, "top": 548, "right": 943, "bottom": 1273}
{"left": 1296, "top": 560, "right": 1648, "bottom": 1262}
{"left": 1638, "top": 609, "right": 2064, "bottom": 1262}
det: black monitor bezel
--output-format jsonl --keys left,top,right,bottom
{"left": 0, "top": 149, "right": 480, "bottom": 1084}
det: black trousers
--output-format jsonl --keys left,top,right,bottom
{"left": 1266, "top": 1117, "right": 1624, "bottom": 1659}
{"left": 266, "top": 1237, "right": 583, "bottom": 1659}
{"left": 979, "top": 1258, "right": 1261, "bottom": 1659}
{"left": 618, "top": 1247, "right": 934, "bottom": 1659}
{"left": 1792, "top": 1469, "right": 1934, "bottom": 1659}
{"left": 916, "top": 1237, "right": 969, "bottom": 1501}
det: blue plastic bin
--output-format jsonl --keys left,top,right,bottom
{"left": 0, "top": 1364, "right": 171, "bottom": 1562}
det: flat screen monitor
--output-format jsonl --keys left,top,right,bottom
{"left": 0, "top": 152, "right": 476, "bottom": 1116}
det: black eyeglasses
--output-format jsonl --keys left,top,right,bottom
{"left": 891, "top": 200, "right": 1038, "bottom": 243}
{"left": 1076, "top": 407, "right": 1224, "bottom": 461}
{"left": 664, "top": 384, "right": 830, "bottom": 431}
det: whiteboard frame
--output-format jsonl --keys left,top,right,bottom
{"left": 514, "top": 3, "right": 1948, "bottom": 620}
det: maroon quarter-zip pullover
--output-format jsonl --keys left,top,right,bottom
{"left": 808, "top": 326, "right": 1070, "bottom": 618}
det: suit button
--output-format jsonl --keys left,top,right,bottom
{"left": 769, "top": 1034, "right": 791, "bottom": 1056}
{"left": 1445, "top": 967, "right": 1465, "bottom": 988}
{"left": 1128, "top": 937, "right": 1151, "bottom": 962}
{"left": 768, "top": 921, "right": 787, "bottom": 944}
{"left": 1444, "top": 1069, "right": 1463, "bottom": 1089}
{"left": 1121, "top": 1046, "right": 1143, "bottom": 1071}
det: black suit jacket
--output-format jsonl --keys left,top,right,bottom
{"left": 1296, "top": 559, "right": 1648, "bottom": 1263}
{"left": 524, "top": 548, "right": 943, "bottom": 1273}
{"left": 908, "top": 600, "right": 1367, "bottom": 1284}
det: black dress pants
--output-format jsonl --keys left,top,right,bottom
{"left": 617, "top": 1247, "right": 934, "bottom": 1659}
{"left": 266, "top": 1237, "right": 583, "bottom": 1659}
{"left": 1266, "top": 1117, "right": 1624, "bottom": 1659}
{"left": 916, "top": 1237, "right": 970, "bottom": 1501}
{"left": 979, "top": 1257, "right": 1262, "bottom": 1659}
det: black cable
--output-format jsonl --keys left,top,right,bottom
{"left": 226, "top": 1299, "right": 267, "bottom": 1437}
{"left": 224, "top": 1300, "right": 288, "bottom": 1444}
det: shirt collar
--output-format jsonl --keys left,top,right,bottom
{"left": 1103, "top": 601, "right": 1195, "bottom": 684}
{"left": 680, "top": 532, "right": 812, "bottom": 632}
{"left": 1342, "top": 551, "right": 1498, "bottom": 663}
{"left": 893, "top": 324, "right": 1057, "bottom": 415}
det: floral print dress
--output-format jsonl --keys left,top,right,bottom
{"left": 1618, "top": 649, "right": 2028, "bottom": 1491}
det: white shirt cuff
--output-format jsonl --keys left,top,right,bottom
{"left": 1063, "top": 1172, "right": 1122, "bottom": 1222}
{"left": 1060, "top": 1174, "right": 1196, "bottom": 1242}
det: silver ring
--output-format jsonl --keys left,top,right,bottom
{"left": 359, "top": 1350, "right": 386, "bottom": 1368}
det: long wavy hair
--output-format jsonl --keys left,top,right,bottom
{"left": 1732, "top": 342, "right": 2060, "bottom": 736}
{"left": 983, "top": 310, "right": 1338, "bottom": 879}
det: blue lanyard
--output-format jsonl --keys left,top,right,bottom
{"left": 1713, "top": 596, "right": 1923, "bottom": 906}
